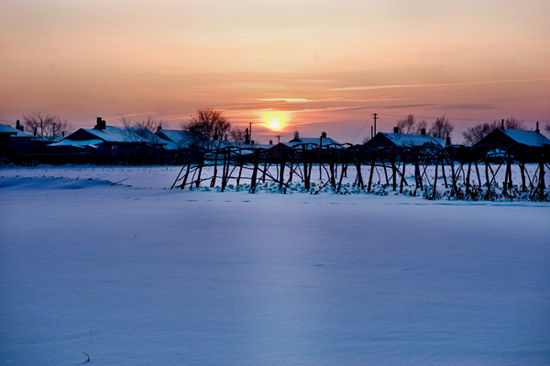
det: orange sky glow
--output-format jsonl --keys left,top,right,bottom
{"left": 1, "top": 0, "right": 549, "bottom": 144}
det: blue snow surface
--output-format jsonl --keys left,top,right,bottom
{"left": 1, "top": 166, "right": 549, "bottom": 366}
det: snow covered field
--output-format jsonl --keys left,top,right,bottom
{"left": 1, "top": 165, "right": 549, "bottom": 365}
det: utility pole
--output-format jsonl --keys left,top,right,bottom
{"left": 373, "top": 113, "right": 378, "bottom": 136}
{"left": 275, "top": 135, "right": 281, "bottom": 144}
{"left": 249, "top": 122, "right": 252, "bottom": 143}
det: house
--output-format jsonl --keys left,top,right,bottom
{"left": 473, "top": 126, "right": 550, "bottom": 150}
{"left": 264, "top": 132, "right": 344, "bottom": 162}
{"left": 0, "top": 122, "right": 47, "bottom": 164}
{"left": 472, "top": 125, "right": 550, "bottom": 162}
{"left": 362, "top": 128, "right": 446, "bottom": 162}
{"left": 288, "top": 131, "right": 344, "bottom": 149}
{"left": 155, "top": 127, "right": 195, "bottom": 150}
{"left": 365, "top": 129, "right": 445, "bottom": 150}
{"left": 47, "top": 117, "right": 163, "bottom": 164}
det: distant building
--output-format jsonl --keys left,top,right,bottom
{"left": 155, "top": 127, "right": 196, "bottom": 150}
{"left": 47, "top": 117, "right": 164, "bottom": 164}
{"left": 365, "top": 130, "right": 445, "bottom": 150}
{"left": 473, "top": 127, "right": 550, "bottom": 150}
{"left": 288, "top": 131, "right": 344, "bottom": 149}
{"left": 472, "top": 127, "right": 550, "bottom": 162}
{"left": 0, "top": 123, "right": 46, "bottom": 164}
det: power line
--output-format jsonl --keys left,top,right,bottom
{"left": 350, "top": 115, "right": 372, "bottom": 144}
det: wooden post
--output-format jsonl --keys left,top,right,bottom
{"left": 196, "top": 157, "right": 203, "bottom": 188}
{"left": 450, "top": 159, "right": 457, "bottom": 196}
{"left": 465, "top": 161, "right": 472, "bottom": 197}
{"left": 441, "top": 157, "right": 448, "bottom": 188}
{"left": 181, "top": 163, "right": 191, "bottom": 189}
{"left": 520, "top": 163, "right": 526, "bottom": 192}
{"left": 356, "top": 161, "right": 364, "bottom": 190}
{"left": 288, "top": 161, "right": 294, "bottom": 184}
{"left": 211, "top": 149, "right": 218, "bottom": 187}
{"left": 415, "top": 156, "right": 423, "bottom": 190}
{"left": 391, "top": 148, "right": 397, "bottom": 191}
{"left": 399, "top": 160, "right": 406, "bottom": 193}
{"left": 279, "top": 157, "right": 286, "bottom": 190}
{"left": 475, "top": 162, "right": 482, "bottom": 187}
{"left": 368, "top": 153, "right": 375, "bottom": 192}
{"left": 432, "top": 157, "right": 439, "bottom": 199}
{"left": 220, "top": 149, "right": 228, "bottom": 192}
{"left": 502, "top": 159, "right": 510, "bottom": 196}
{"left": 249, "top": 151, "right": 260, "bottom": 193}
{"left": 539, "top": 159, "right": 545, "bottom": 198}
{"left": 329, "top": 149, "right": 336, "bottom": 189}
{"left": 302, "top": 145, "right": 310, "bottom": 191}
{"left": 337, "top": 162, "right": 348, "bottom": 193}
{"left": 171, "top": 164, "right": 186, "bottom": 190}
{"left": 382, "top": 157, "right": 390, "bottom": 186}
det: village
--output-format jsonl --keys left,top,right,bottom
{"left": 1, "top": 115, "right": 549, "bottom": 201}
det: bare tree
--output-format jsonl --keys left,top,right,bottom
{"left": 181, "top": 108, "right": 230, "bottom": 150}
{"left": 229, "top": 127, "right": 247, "bottom": 146}
{"left": 498, "top": 117, "right": 524, "bottom": 130}
{"left": 428, "top": 115, "right": 454, "bottom": 139}
{"left": 120, "top": 116, "right": 161, "bottom": 143}
{"left": 23, "top": 112, "right": 71, "bottom": 140}
{"left": 415, "top": 120, "right": 428, "bottom": 134}
{"left": 396, "top": 114, "right": 415, "bottom": 133}
{"left": 462, "top": 121, "right": 499, "bottom": 146}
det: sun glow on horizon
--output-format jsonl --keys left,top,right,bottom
{"left": 269, "top": 118, "right": 281, "bottom": 130}
{"left": 261, "top": 111, "right": 291, "bottom": 131}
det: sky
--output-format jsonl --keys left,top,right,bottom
{"left": 1, "top": 0, "right": 549, "bottom": 144}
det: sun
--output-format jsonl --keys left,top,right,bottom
{"left": 261, "top": 111, "right": 290, "bottom": 131}
{"left": 269, "top": 118, "right": 281, "bottom": 130}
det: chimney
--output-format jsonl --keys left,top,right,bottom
{"left": 157, "top": 124, "right": 162, "bottom": 132}
{"left": 294, "top": 131, "right": 299, "bottom": 140}
{"left": 245, "top": 128, "right": 250, "bottom": 144}
{"left": 321, "top": 131, "right": 327, "bottom": 138}
{"left": 34, "top": 127, "right": 37, "bottom": 136}
{"left": 535, "top": 121, "right": 540, "bottom": 133}
{"left": 269, "top": 139, "right": 273, "bottom": 145}
{"left": 16, "top": 120, "right": 22, "bottom": 131}
{"left": 393, "top": 127, "right": 399, "bottom": 133}
{"left": 95, "top": 117, "right": 106, "bottom": 130}
{"left": 62, "top": 131, "right": 65, "bottom": 137}
{"left": 445, "top": 132, "right": 451, "bottom": 146}
{"left": 421, "top": 128, "right": 426, "bottom": 135}
{"left": 501, "top": 119, "right": 505, "bottom": 129}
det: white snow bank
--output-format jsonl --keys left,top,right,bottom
{"left": 0, "top": 167, "right": 549, "bottom": 366}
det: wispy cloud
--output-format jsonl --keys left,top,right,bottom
{"left": 296, "top": 79, "right": 336, "bottom": 83}
{"left": 257, "top": 98, "right": 338, "bottom": 103}
{"left": 328, "top": 78, "right": 550, "bottom": 91}
{"left": 437, "top": 103, "right": 495, "bottom": 110}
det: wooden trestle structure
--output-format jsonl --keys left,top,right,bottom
{"left": 171, "top": 142, "right": 550, "bottom": 201}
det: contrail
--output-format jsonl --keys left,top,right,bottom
{"left": 328, "top": 77, "right": 550, "bottom": 91}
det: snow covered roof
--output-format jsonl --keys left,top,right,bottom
{"left": 47, "top": 139, "right": 103, "bottom": 148}
{"left": 0, "top": 124, "right": 33, "bottom": 137}
{"left": 52, "top": 126, "right": 158, "bottom": 148}
{"left": 377, "top": 133, "right": 445, "bottom": 148}
{"left": 499, "top": 129, "right": 550, "bottom": 147}
{"left": 80, "top": 126, "right": 152, "bottom": 143}
{"left": 155, "top": 129, "right": 195, "bottom": 148}
{"left": 288, "top": 137, "right": 344, "bottom": 148}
